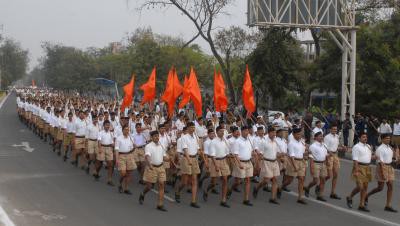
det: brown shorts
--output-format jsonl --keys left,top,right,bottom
{"left": 63, "top": 133, "right": 74, "bottom": 146}
{"left": 312, "top": 162, "right": 328, "bottom": 178}
{"left": 287, "top": 159, "right": 307, "bottom": 177}
{"left": 232, "top": 161, "right": 253, "bottom": 179}
{"left": 74, "top": 137, "right": 86, "bottom": 150}
{"left": 279, "top": 155, "right": 288, "bottom": 171}
{"left": 87, "top": 140, "right": 98, "bottom": 155}
{"left": 143, "top": 165, "right": 166, "bottom": 183}
{"left": 43, "top": 123, "right": 50, "bottom": 133}
{"left": 56, "top": 129, "right": 64, "bottom": 141}
{"left": 392, "top": 136, "right": 400, "bottom": 146}
{"left": 38, "top": 120, "right": 44, "bottom": 129}
{"left": 118, "top": 153, "right": 137, "bottom": 171}
{"left": 327, "top": 153, "right": 341, "bottom": 171}
{"left": 133, "top": 148, "right": 145, "bottom": 162}
{"left": 352, "top": 165, "right": 372, "bottom": 184}
{"left": 209, "top": 158, "right": 231, "bottom": 177}
{"left": 163, "top": 147, "right": 176, "bottom": 169}
{"left": 97, "top": 146, "right": 114, "bottom": 161}
{"left": 179, "top": 156, "right": 201, "bottom": 175}
{"left": 260, "top": 159, "right": 280, "bottom": 178}
{"left": 376, "top": 164, "right": 395, "bottom": 182}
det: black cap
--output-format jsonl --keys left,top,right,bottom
{"left": 292, "top": 127, "right": 302, "bottom": 134}
{"left": 150, "top": 130, "right": 159, "bottom": 137}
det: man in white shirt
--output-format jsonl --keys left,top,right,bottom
{"left": 279, "top": 127, "right": 307, "bottom": 204}
{"left": 276, "top": 128, "right": 289, "bottom": 191}
{"left": 229, "top": 126, "right": 255, "bottom": 206}
{"left": 324, "top": 125, "right": 342, "bottom": 200}
{"left": 175, "top": 122, "right": 201, "bottom": 208}
{"left": 366, "top": 133, "right": 398, "bottom": 212}
{"left": 63, "top": 112, "right": 75, "bottom": 162}
{"left": 174, "top": 113, "right": 186, "bottom": 131}
{"left": 139, "top": 131, "right": 169, "bottom": 212}
{"left": 392, "top": 119, "right": 400, "bottom": 146}
{"left": 71, "top": 110, "right": 87, "bottom": 169}
{"left": 253, "top": 127, "right": 281, "bottom": 204}
{"left": 55, "top": 109, "right": 66, "bottom": 156}
{"left": 133, "top": 123, "right": 147, "bottom": 184}
{"left": 378, "top": 119, "right": 392, "bottom": 134}
{"left": 115, "top": 124, "right": 137, "bottom": 195}
{"left": 85, "top": 115, "right": 100, "bottom": 174}
{"left": 95, "top": 120, "right": 115, "bottom": 186}
{"left": 346, "top": 132, "right": 372, "bottom": 212}
{"left": 312, "top": 121, "right": 324, "bottom": 139}
{"left": 304, "top": 132, "right": 328, "bottom": 202}
{"left": 198, "top": 129, "right": 215, "bottom": 190}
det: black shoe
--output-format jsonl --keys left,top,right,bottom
{"left": 57, "top": 151, "right": 61, "bottom": 156}
{"left": 220, "top": 202, "right": 230, "bottom": 208}
{"left": 384, "top": 206, "right": 398, "bottom": 213}
{"left": 52, "top": 147, "right": 56, "bottom": 152}
{"left": 304, "top": 187, "right": 310, "bottom": 198}
{"left": 175, "top": 193, "right": 181, "bottom": 203}
{"left": 190, "top": 202, "right": 200, "bottom": 208}
{"left": 118, "top": 186, "right": 123, "bottom": 193}
{"left": 139, "top": 193, "right": 144, "bottom": 205}
{"left": 297, "top": 199, "right": 307, "bottom": 205}
{"left": 253, "top": 187, "right": 258, "bottom": 199}
{"left": 93, "top": 174, "right": 100, "bottom": 181}
{"left": 107, "top": 181, "right": 115, "bottom": 187}
{"left": 358, "top": 206, "right": 370, "bottom": 212}
{"left": 202, "top": 190, "right": 208, "bottom": 202}
{"left": 71, "top": 161, "right": 78, "bottom": 167}
{"left": 157, "top": 205, "right": 167, "bottom": 212}
{"left": 346, "top": 197, "right": 353, "bottom": 209}
{"left": 364, "top": 197, "right": 368, "bottom": 207}
{"left": 242, "top": 200, "right": 253, "bottom": 206}
{"left": 85, "top": 167, "right": 90, "bottom": 174}
{"left": 63, "top": 156, "right": 67, "bottom": 162}
{"left": 269, "top": 199, "right": 280, "bottom": 205}
{"left": 233, "top": 187, "right": 241, "bottom": 193}
{"left": 124, "top": 190, "right": 132, "bottom": 195}
{"left": 317, "top": 196, "right": 327, "bottom": 202}
{"left": 315, "top": 185, "right": 320, "bottom": 196}
{"left": 277, "top": 189, "right": 282, "bottom": 199}
{"left": 226, "top": 189, "right": 232, "bottom": 200}
{"left": 186, "top": 188, "right": 192, "bottom": 194}
{"left": 282, "top": 187, "right": 291, "bottom": 192}
{"left": 263, "top": 186, "right": 271, "bottom": 192}
{"left": 139, "top": 180, "right": 144, "bottom": 185}
{"left": 211, "top": 189, "right": 219, "bottom": 195}
{"left": 330, "top": 194, "right": 341, "bottom": 200}
{"left": 80, "top": 166, "right": 85, "bottom": 170}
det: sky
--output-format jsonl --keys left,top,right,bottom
{"left": 0, "top": 0, "right": 311, "bottom": 69}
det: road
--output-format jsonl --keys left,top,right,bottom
{"left": 0, "top": 92, "right": 400, "bottom": 226}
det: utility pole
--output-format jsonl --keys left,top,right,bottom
{"left": 0, "top": 24, "right": 3, "bottom": 91}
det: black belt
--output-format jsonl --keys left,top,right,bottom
{"left": 358, "top": 162, "right": 370, "bottom": 166}
{"left": 294, "top": 158, "right": 304, "bottom": 161}
{"left": 152, "top": 163, "right": 163, "bottom": 167}
{"left": 189, "top": 155, "right": 197, "bottom": 158}
{"left": 313, "top": 160, "right": 325, "bottom": 164}
{"left": 75, "top": 136, "right": 85, "bottom": 138}
{"left": 240, "top": 159, "right": 251, "bottom": 162}
{"left": 101, "top": 144, "right": 113, "bottom": 147}
{"left": 263, "top": 158, "right": 277, "bottom": 162}
{"left": 328, "top": 151, "right": 338, "bottom": 155}
{"left": 89, "top": 139, "right": 97, "bottom": 141}
{"left": 216, "top": 156, "right": 226, "bottom": 160}
{"left": 384, "top": 163, "right": 392, "bottom": 166}
{"left": 119, "top": 150, "right": 133, "bottom": 154}
{"left": 136, "top": 145, "right": 145, "bottom": 149}
{"left": 67, "top": 132, "right": 74, "bottom": 135}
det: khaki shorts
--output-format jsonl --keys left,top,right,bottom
{"left": 260, "top": 159, "right": 280, "bottom": 178}
{"left": 118, "top": 153, "right": 137, "bottom": 171}
{"left": 279, "top": 155, "right": 288, "bottom": 171}
{"left": 163, "top": 147, "right": 176, "bottom": 169}
{"left": 133, "top": 148, "right": 145, "bottom": 162}
{"left": 38, "top": 119, "right": 44, "bottom": 129}
{"left": 179, "top": 156, "right": 201, "bottom": 175}
{"left": 209, "top": 157, "right": 231, "bottom": 177}
{"left": 327, "top": 153, "right": 341, "bottom": 171}
{"left": 56, "top": 129, "right": 64, "bottom": 141}
{"left": 63, "top": 133, "right": 74, "bottom": 146}
{"left": 87, "top": 140, "right": 98, "bottom": 155}
{"left": 74, "top": 137, "right": 86, "bottom": 150}
{"left": 232, "top": 160, "right": 253, "bottom": 179}
{"left": 286, "top": 159, "right": 307, "bottom": 177}
{"left": 97, "top": 146, "right": 114, "bottom": 161}
{"left": 312, "top": 162, "right": 328, "bottom": 178}
{"left": 143, "top": 165, "right": 166, "bottom": 183}
{"left": 352, "top": 165, "right": 372, "bottom": 184}
{"left": 227, "top": 156, "right": 236, "bottom": 172}
{"left": 376, "top": 164, "right": 395, "bottom": 182}
{"left": 392, "top": 135, "right": 400, "bottom": 146}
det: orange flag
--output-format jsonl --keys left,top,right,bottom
{"left": 188, "top": 67, "right": 202, "bottom": 117}
{"left": 161, "top": 67, "right": 183, "bottom": 117}
{"left": 242, "top": 65, "right": 256, "bottom": 115}
{"left": 214, "top": 70, "right": 228, "bottom": 112}
{"left": 140, "top": 67, "right": 156, "bottom": 105}
{"left": 121, "top": 75, "right": 135, "bottom": 112}
{"left": 179, "top": 75, "right": 191, "bottom": 109}
{"left": 32, "top": 79, "right": 36, "bottom": 87}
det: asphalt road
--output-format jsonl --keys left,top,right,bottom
{"left": 1, "top": 92, "right": 400, "bottom": 226}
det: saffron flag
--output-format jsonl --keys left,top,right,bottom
{"left": 32, "top": 79, "right": 36, "bottom": 87}
{"left": 178, "top": 75, "right": 190, "bottom": 109}
{"left": 188, "top": 67, "right": 202, "bottom": 117}
{"left": 140, "top": 67, "right": 156, "bottom": 105}
{"left": 161, "top": 67, "right": 183, "bottom": 117}
{"left": 242, "top": 65, "right": 256, "bottom": 115}
{"left": 121, "top": 75, "right": 135, "bottom": 112}
{"left": 214, "top": 70, "right": 228, "bottom": 112}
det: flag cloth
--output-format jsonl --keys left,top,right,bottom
{"left": 178, "top": 75, "right": 190, "bottom": 109}
{"left": 242, "top": 65, "right": 256, "bottom": 114}
{"left": 214, "top": 70, "right": 228, "bottom": 112}
{"left": 32, "top": 79, "right": 36, "bottom": 87}
{"left": 121, "top": 75, "right": 135, "bottom": 112}
{"left": 140, "top": 67, "right": 156, "bottom": 105}
{"left": 161, "top": 67, "right": 182, "bottom": 117}
{"left": 188, "top": 67, "right": 202, "bottom": 117}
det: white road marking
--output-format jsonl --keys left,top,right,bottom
{"left": 151, "top": 189, "right": 176, "bottom": 202}
{"left": 0, "top": 205, "right": 16, "bottom": 226}
{"left": 286, "top": 191, "right": 400, "bottom": 226}
{"left": 0, "top": 92, "right": 11, "bottom": 110}
{"left": 11, "top": 142, "right": 34, "bottom": 152}
{"left": 13, "top": 209, "right": 66, "bottom": 221}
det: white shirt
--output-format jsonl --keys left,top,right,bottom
{"left": 232, "top": 136, "right": 253, "bottom": 161}
{"left": 378, "top": 123, "right": 392, "bottom": 134}
{"left": 175, "top": 119, "right": 185, "bottom": 131}
{"left": 227, "top": 136, "right": 237, "bottom": 154}
{"left": 182, "top": 133, "right": 200, "bottom": 155}
{"left": 258, "top": 136, "right": 279, "bottom": 160}
{"left": 393, "top": 123, "right": 400, "bottom": 135}
{"left": 133, "top": 133, "right": 146, "bottom": 147}
{"left": 74, "top": 118, "right": 87, "bottom": 136}
{"left": 114, "top": 135, "right": 134, "bottom": 153}
{"left": 375, "top": 144, "right": 394, "bottom": 164}
{"left": 98, "top": 130, "right": 114, "bottom": 145}
{"left": 86, "top": 123, "right": 100, "bottom": 140}
{"left": 203, "top": 137, "right": 213, "bottom": 155}
{"left": 159, "top": 133, "right": 171, "bottom": 151}
{"left": 352, "top": 142, "right": 372, "bottom": 164}
{"left": 209, "top": 137, "right": 229, "bottom": 158}
{"left": 309, "top": 141, "right": 328, "bottom": 162}
{"left": 324, "top": 133, "right": 339, "bottom": 153}
{"left": 195, "top": 124, "right": 207, "bottom": 138}
{"left": 288, "top": 139, "right": 306, "bottom": 159}
{"left": 145, "top": 142, "right": 166, "bottom": 165}
{"left": 275, "top": 137, "right": 288, "bottom": 154}
{"left": 176, "top": 136, "right": 184, "bottom": 153}
{"left": 65, "top": 119, "right": 75, "bottom": 133}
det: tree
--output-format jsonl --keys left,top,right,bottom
{"left": 138, "top": 0, "right": 238, "bottom": 103}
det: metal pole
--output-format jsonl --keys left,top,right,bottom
{"left": 349, "top": 29, "right": 356, "bottom": 146}
{"left": 340, "top": 33, "right": 348, "bottom": 121}
{"left": 114, "top": 82, "right": 119, "bottom": 101}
